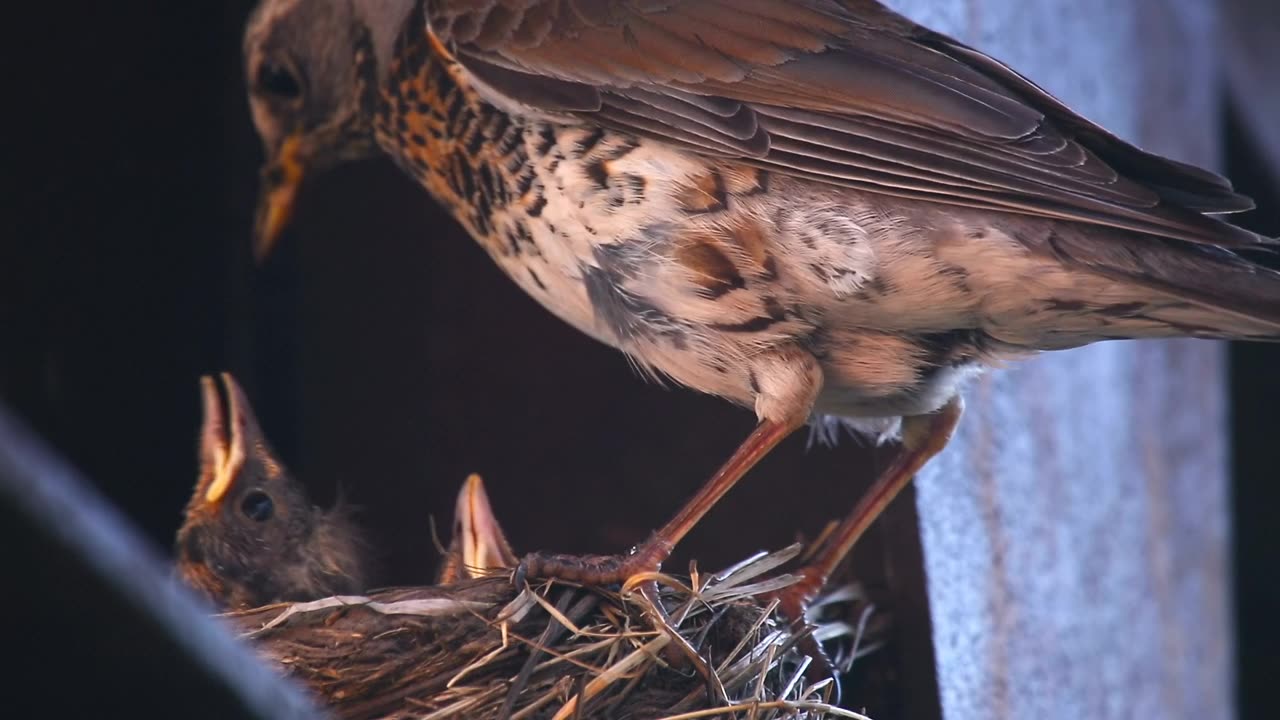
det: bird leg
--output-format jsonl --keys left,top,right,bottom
{"left": 514, "top": 416, "right": 805, "bottom": 586}
{"left": 515, "top": 348, "right": 822, "bottom": 588}
{"left": 773, "top": 396, "right": 965, "bottom": 672}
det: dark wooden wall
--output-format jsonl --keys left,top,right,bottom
{"left": 2, "top": 2, "right": 928, "bottom": 717}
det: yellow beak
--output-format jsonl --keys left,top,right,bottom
{"left": 437, "top": 474, "right": 518, "bottom": 583}
{"left": 253, "top": 134, "right": 307, "bottom": 263}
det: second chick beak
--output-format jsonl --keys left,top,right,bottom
{"left": 253, "top": 134, "right": 307, "bottom": 263}
{"left": 438, "top": 474, "right": 518, "bottom": 583}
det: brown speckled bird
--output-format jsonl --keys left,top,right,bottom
{"left": 242, "top": 0, "right": 1280, "bottom": 623}
{"left": 175, "top": 373, "right": 365, "bottom": 610}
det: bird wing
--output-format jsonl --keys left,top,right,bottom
{"left": 424, "top": 0, "right": 1261, "bottom": 247}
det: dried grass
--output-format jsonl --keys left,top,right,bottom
{"left": 224, "top": 545, "right": 882, "bottom": 720}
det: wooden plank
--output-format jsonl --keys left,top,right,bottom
{"left": 883, "top": 2, "right": 1234, "bottom": 718}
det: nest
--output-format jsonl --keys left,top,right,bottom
{"left": 223, "top": 546, "right": 883, "bottom": 719}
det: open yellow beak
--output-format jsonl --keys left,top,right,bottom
{"left": 253, "top": 134, "right": 307, "bottom": 263}
{"left": 195, "top": 374, "right": 247, "bottom": 507}
{"left": 437, "top": 474, "right": 518, "bottom": 583}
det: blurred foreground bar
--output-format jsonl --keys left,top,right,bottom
{"left": 0, "top": 403, "right": 321, "bottom": 719}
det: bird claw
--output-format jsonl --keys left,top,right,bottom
{"left": 513, "top": 537, "right": 671, "bottom": 589}
{"left": 770, "top": 570, "right": 842, "bottom": 699}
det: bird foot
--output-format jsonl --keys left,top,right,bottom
{"left": 513, "top": 535, "right": 673, "bottom": 588}
{"left": 769, "top": 568, "right": 841, "bottom": 695}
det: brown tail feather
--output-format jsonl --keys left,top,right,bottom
{"left": 1045, "top": 227, "right": 1280, "bottom": 340}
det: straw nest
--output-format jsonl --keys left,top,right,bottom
{"left": 223, "top": 545, "right": 884, "bottom": 719}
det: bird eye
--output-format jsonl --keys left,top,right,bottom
{"left": 241, "top": 490, "right": 275, "bottom": 522}
{"left": 256, "top": 61, "right": 302, "bottom": 100}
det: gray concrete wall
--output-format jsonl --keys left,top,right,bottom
{"left": 881, "top": 2, "right": 1234, "bottom": 718}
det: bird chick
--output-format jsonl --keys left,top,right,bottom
{"left": 174, "top": 373, "right": 365, "bottom": 610}
{"left": 436, "top": 473, "right": 517, "bottom": 584}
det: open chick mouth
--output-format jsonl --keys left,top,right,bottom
{"left": 196, "top": 372, "right": 250, "bottom": 507}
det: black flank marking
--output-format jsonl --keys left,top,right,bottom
{"left": 465, "top": 128, "right": 486, "bottom": 155}
{"left": 504, "top": 147, "right": 527, "bottom": 174}
{"left": 426, "top": 52, "right": 451, "bottom": 87}
{"left": 528, "top": 268, "right": 547, "bottom": 290}
{"left": 917, "top": 329, "right": 985, "bottom": 371}
{"left": 695, "top": 274, "right": 745, "bottom": 300}
{"left": 867, "top": 274, "right": 894, "bottom": 296}
{"left": 472, "top": 193, "right": 492, "bottom": 235}
{"left": 761, "top": 255, "right": 779, "bottom": 281}
{"left": 476, "top": 163, "right": 496, "bottom": 202}
{"left": 938, "top": 263, "right": 971, "bottom": 291}
{"left": 606, "top": 138, "right": 641, "bottom": 160}
{"left": 801, "top": 326, "right": 831, "bottom": 361}
{"left": 409, "top": 133, "right": 426, "bottom": 146}
{"left": 454, "top": 161, "right": 476, "bottom": 199}
{"left": 746, "top": 170, "right": 771, "bottom": 195}
{"left": 486, "top": 111, "right": 512, "bottom": 140}
{"left": 762, "top": 296, "right": 787, "bottom": 320}
{"left": 748, "top": 370, "right": 760, "bottom": 394}
{"left": 712, "top": 316, "right": 778, "bottom": 333}
{"left": 445, "top": 90, "right": 465, "bottom": 122}
{"left": 1100, "top": 302, "right": 1149, "bottom": 317}
{"left": 585, "top": 159, "right": 609, "bottom": 190}
{"left": 471, "top": 210, "right": 492, "bottom": 237}
{"left": 682, "top": 170, "right": 729, "bottom": 214}
{"left": 626, "top": 174, "right": 647, "bottom": 200}
{"left": 498, "top": 128, "right": 524, "bottom": 154}
{"left": 505, "top": 228, "right": 522, "bottom": 256}
{"left": 1046, "top": 299, "right": 1088, "bottom": 312}
{"left": 574, "top": 126, "right": 606, "bottom": 156}
{"left": 514, "top": 168, "right": 536, "bottom": 196}
{"left": 583, "top": 265, "right": 663, "bottom": 341}
{"left": 534, "top": 125, "right": 557, "bottom": 155}
{"left": 527, "top": 195, "right": 547, "bottom": 217}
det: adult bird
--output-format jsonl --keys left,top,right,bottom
{"left": 242, "top": 0, "right": 1280, "bottom": 623}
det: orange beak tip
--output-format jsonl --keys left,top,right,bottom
{"left": 253, "top": 135, "right": 306, "bottom": 264}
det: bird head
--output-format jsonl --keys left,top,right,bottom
{"left": 174, "top": 372, "right": 365, "bottom": 609}
{"left": 437, "top": 474, "right": 518, "bottom": 584}
{"left": 243, "top": 0, "right": 416, "bottom": 260}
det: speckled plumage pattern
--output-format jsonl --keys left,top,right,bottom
{"left": 241, "top": 0, "right": 1280, "bottom": 632}
{"left": 369, "top": 15, "right": 1276, "bottom": 434}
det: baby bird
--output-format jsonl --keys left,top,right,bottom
{"left": 436, "top": 473, "right": 518, "bottom": 583}
{"left": 174, "top": 373, "right": 365, "bottom": 610}
{"left": 241, "top": 0, "right": 1280, "bottom": 626}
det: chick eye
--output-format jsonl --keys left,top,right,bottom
{"left": 256, "top": 61, "right": 301, "bottom": 100}
{"left": 240, "top": 490, "right": 275, "bottom": 522}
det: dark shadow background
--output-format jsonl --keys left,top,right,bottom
{"left": 1, "top": 3, "right": 1275, "bottom": 719}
